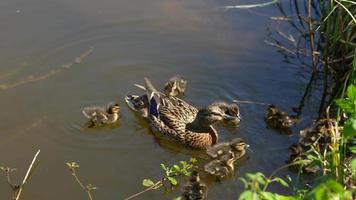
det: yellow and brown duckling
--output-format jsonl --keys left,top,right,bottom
{"left": 204, "top": 151, "right": 236, "bottom": 179}
{"left": 265, "top": 104, "right": 299, "bottom": 132}
{"left": 82, "top": 102, "right": 120, "bottom": 127}
{"left": 164, "top": 75, "right": 187, "bottom": 97}
{"left": 182, "top": 171, "right": 208, "bottom": 200}
{"left": 206, "top": 138, "right": 247, "bottom": 160}
{"left": 125, "top": 78, "right": 241, "bottom": 149}
{"left": 204, "top": 138, "right": 247, "bottom": 179}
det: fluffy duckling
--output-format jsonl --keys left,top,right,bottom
{"left": 164, "top": 75, "right": 187, "bottom": 97}
{"left": 82, "top": 102, "right": 120, "bottom": 127}
{"left": 265, "top": 104, "right": 299, "bottom": 132}
{"left": 206, "top": 138, "right": 247, "bottom": 160}
{"left": 182, "top": 171, "right": 208, "bottom": 200}
{"left": 204, "top": 151, "right": 236, "bottom": 179}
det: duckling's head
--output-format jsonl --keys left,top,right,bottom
{"left": 197, "top": 102, "right": 241, "bottom": 126}
{"left": 164, "top": 76, "right": 187, "bottom": 97}
{"left": 189, "top": 171, "right": 200, "bottom": 183}
{"left": 107, "top": 102, "right": 120, "bottom": 114}
{"left": 267, "top": 104, "right": 278, "bottom": 116}
{"left": 229, "top": 138, "right": 247, "bottom": 159}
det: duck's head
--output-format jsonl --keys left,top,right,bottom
{"left": 125, "top": 94, "right": 149, "bottom": 117}
{"left": 229, "top": 138, "right": 247, "bottom": 158}
{"left": 197, "top": 102, "right": 241, "bottom": 126}
{"left": 107, "top": 103, "right": 120, "bottom": 114}
{"left": 267, "top": 104, "right": 278, "bottom": 116}
{"left": 164, "top": 76, "right": 187, "bottom": 97}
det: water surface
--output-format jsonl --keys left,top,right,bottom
{"left": 0, "top": 0, "right": 315, "bottom": 199}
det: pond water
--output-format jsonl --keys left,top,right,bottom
{"left": 0, "top": 0, "right": 318, "bottom": 199}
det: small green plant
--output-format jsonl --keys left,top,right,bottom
{"left": 238, "top": 172, "right": 296, "bottom": 200}
{"left": 66, "top": 162, "right": 96, "bottom": 200}
{"left": 125, "top": 158, "right": 197, "bottom": 200}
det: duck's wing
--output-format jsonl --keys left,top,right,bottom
{"left": 204, "top": 160, "right": 229, "bottom": 178}
{"left": 144, "top": 78, "right": 162, "bottom": 118}
{"left": 206, "top": 142, "right": 232, "bottom": 158}
{"left": 82, "top": 107, "right": 108, "bottom": 120}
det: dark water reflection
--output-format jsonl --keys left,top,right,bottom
{"left": 0, "top": 0, "right": 317, "bottom": 199}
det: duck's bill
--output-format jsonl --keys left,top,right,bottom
{"left": 125, "top": 95, "right": 149, "bottom": 118}
{"left": 125, "top": 95, "right": 140, "bottom": 111}
{"left": 223, "top": 114, "right": 241, "bottom": 124}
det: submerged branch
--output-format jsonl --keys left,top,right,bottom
{"left": 0, "top": 47, "right": 93, "bottom": 90}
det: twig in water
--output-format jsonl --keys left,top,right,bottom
{"left": 15, "top": 150, "right": 41, "bottom": 200}
{"left": 66, "top": 162, "right": 96, "bottom": 200}
{"left": 233, "top": 99, "right": 269, "bottom": 106}
{"left": 222, "top": 0, "right": 278, "bottom": 9}
{"left": 1, "top": 150, "right": 40, "bottom": 200}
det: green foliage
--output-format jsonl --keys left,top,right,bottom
{"left": 305, "top": 177, "right": 352, "bottom": 200}
{"left": 350, "top": 158, "right": 356, "bottom": 178}
{"left": 142, "top": 179, "right": 155, "bottom": 187}
{"left": 336, "top": 84, "right": 356, "bottom": 140}
{"left": 142, "top": 158, "right": 197, "bottom": 189}
{"left": 238, "top": 172, "right": 295, "bottom": 200}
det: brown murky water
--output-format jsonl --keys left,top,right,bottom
{"left": 0, "top": 0, "right": 317, "bottom": 199}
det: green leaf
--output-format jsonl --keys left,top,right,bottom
{"left": 160, "top": 163, "right": 167, "bottom": 171}
{"left": 350, "top": 158, "right": 356, "bottom": 178}
{"left": 335, "top": 99, "right": 354, "bottom": 113}
{"left": 273, "top": 177, "right": 289, "bottom": 187}
{"left": 167, "top": 177, "right": 178, "bottom": 186}
{"left": 142, "top": 179, "right": 155, "bottom": 187}
{"left": 172, "top": 165, "right": 180, "bottom": 173}
{"left": 260, "top": 191, "right": 277, "bottom": 200}
{"left": 347, "top": 84, "right": 356, "bottom": 101}
{"left": 239, "top": 177, "right": 249, "bottom": 188}
{"left": 238, "top": 191, "right": 254, "bottom": 200}
{"left": 189, "top": 157, "right": 197, "bottom": 164}
{"left": 349, "top": 145, "right": 356, "bottom": 153}
{"left": 343, "top": 118, "right": 356, "bottom": 139}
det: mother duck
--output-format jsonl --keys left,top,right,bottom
{"left": 125, "top": 78, "right": 241, "bottom": 149}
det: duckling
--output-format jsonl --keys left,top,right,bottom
{"left": 164, "top": 75, "right": 187, "bottom": 97}
{"left": 182, "top": 171, "right": 208, "bottom": 200}
{"left": 206, "top": 138, "right": 247, "bottom": 160}
{"left": 265, "top": 104, "right": 299, "bottom": 132}
{"left": 204, "top": 151, "right": 235, "bottom": 179}
{"left": 82, "top": 102, "right": 120, "bottom": 127}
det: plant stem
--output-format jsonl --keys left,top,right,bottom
{"left": 15, "top": 149, "right": 40, "bottom": 200}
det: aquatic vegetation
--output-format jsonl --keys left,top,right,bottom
{"left": 66, "top": 162, "right": 96, "bottom": 200}
{"left": 125, "top": 158, "right": 197, "bottom": 200}
{"left": 0, "top": 47, "right": 93, "bottom": 90}
{"left": 0, "top": 150, "right": 40, "bottom": 200}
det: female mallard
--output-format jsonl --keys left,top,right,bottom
{"left": 164, "top": 75, "right": 187, "bottom": 97}
{"left": 82, "top": 102, "right": 120, "bottom": 127}
{"left": 125, "top": 78, "right": 241, "bottom": 149}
